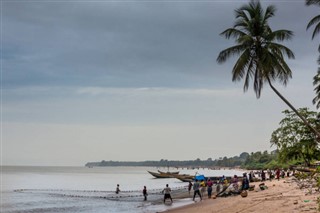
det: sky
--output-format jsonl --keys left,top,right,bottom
{"left": 2, "top": 0, "right": 320, "bottom": 166}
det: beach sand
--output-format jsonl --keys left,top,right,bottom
{"left": 163, "top": 177, "right": 319, "bottom": 213}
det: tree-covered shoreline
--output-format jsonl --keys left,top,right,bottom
{"left": 85, "top": 150, "right": 286, "bottom": 169}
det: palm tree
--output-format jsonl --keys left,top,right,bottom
{"left": 217, "top": 0, "right": 320, "bottom": 140}
{"left": 306, "top": 0, "right": 320, "bottom": 109}
{"left": 312, "top": 68, "right": 320, "bottom": 109}
{"left": 306, "top": 0, "right": 320, "bottom": 5}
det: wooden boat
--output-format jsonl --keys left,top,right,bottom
{"left": 147, "top": 171, "right": 174, "bottom": 178}
{"left": 174, "top": 174, "right": 195, "bottom": 182}
{"left": 175, "top": 175, "right": 240, "bottom": 182}
{"left": 292, "top": 166, "right": 317, "bottom": 173}
{"left": 175, "top": 176, "right": 194, "bottom": 182}
{"left": 158, "top": 170, "right": 180, "bottom": 175}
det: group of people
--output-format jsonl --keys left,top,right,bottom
{"left": 114, "top": 184, "right": 171, "bottom": 203}
{"left": 247, "top": 169, "right": 292, "bottom": 182}
{"left": 114, "top": 170, "right": 291, "bottom": 204}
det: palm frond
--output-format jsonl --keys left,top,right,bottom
{"left": 307, "top": 15, "right": 320, "bottom": 39}
{"left": 243, "top": 59, "right": 255, "bottom": 92}
{"left": 263, "top": 5, "right": 276, "bottom": 21}
{"left": 305, "top": 0, "right": 320, "bottom": 6}
{"left": 253, "top": 62, "right": 263, "bottom": 98}
{"left": 268, "top": 30, "right": 294, "bottom": 42}
{"left": 231, "top": 49, "right": 251, "bottom": 82}
{"left": 268, "top": 42, "right": 295, "bottom": 59}
{"left": 217, "top": 44, "right": 246, "bottom": 64}
{"left": 312, "top": 22, "right": 320, "bottom": 40}
{"left": 220, "top": 28, "right": 247, "bottom": 40}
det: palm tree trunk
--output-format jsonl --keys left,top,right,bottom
{"left": 267, "top": 78, "right": 320, "bottom": 141}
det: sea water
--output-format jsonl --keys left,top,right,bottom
{"left": 1, "top": 166, "right": 244, "bottom": 213}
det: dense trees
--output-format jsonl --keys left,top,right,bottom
{"left": 85, "top": 151, "right": 282, "bottom": 169}
{"left": 270, "top": 108, "right": 320, "bottom": 166}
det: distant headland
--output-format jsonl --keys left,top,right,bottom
{"left": 85, "top": 152, "right": 251, "bottom": 168}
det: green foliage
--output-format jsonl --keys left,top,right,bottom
{"left": 270, "top": 108, "right": 320, "bottom": 166}
{"left": 317, "top": 166, "right": 320, "bottom": 211}
{"left": 306, "top": 0, "right": 320, "bottom": 109}
{"left": 86, "top": 150, "right": 303, "bottom": 170}
{"left": 242, "top": 150, "right": 283, "bottom": 170}
{"left": 217, "top": 0, "right": 294, "bottom": 98}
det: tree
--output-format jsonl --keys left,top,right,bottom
{"left": 239, "top": 152, "right": 249, "bottom": 160}
{"left": 306, "top": 0, "right": 320, "bottom": 41}
{"left": 217, "top": 0, "right": 320, "bottom": 140}
{"left": 313, "top": 69, "right": 320, "bottom": 109}
{"left": 306, "top": 0, "right": 320, "bottom": 109}
{"left": 270, "top": 108, "right": 320, "bottom": 166}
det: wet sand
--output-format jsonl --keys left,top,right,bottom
{"left": 162, "top": 177, "right": 319, "bottom": 213}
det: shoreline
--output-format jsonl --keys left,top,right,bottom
{"left": 159, "top": 177, "right": 319, "bottom": 213}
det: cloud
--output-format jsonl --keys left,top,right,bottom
{"left": 3, "top": 1, "right": 320, "bottom": 165}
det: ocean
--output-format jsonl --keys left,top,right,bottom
{"left": 1, "top": 166, "right": 244, "bottom": 213}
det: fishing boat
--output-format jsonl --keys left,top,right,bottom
{"left": 158, "top": 170, "right": 180, "bottom": 175}
{"left": 175, "top": 176, "right": 194, "bottom": 182}
{"left": 147, "top": 171, "right": 174, "bottom": 178}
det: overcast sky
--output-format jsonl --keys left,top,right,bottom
{"left": 2, "top": 0, "right": 320, "bottom": 166}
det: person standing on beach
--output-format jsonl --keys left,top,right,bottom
{"left": 261, "top": 170, "right": 266, "bottom": 181}
{"left": 232, "top": 175, "right": 239, "bottom": 191}
{"left": 116, "top": 184, "right": 120, "bottom": 194}
{"left": 241, "top": 173, "right": 249, "bottom": 191}
{"left": 200, "top": 180, "right": 206, "bottom": 196}
{"left": 206, "top": 178, "right": 213, "bottom": 198}
{"left": 276, "top": 168, "right": 280, "bottom": 181}
{"left": 193, "top": 179, "right": 202, "bottom": 201}
{"left": 162, "top": 184, "right": 173, "bottom": 203}
{"left": 188, "top": 181, "right": 193, "bottom": 195}
{"left": 143, "top": 186, "right": 148, "bottom": 201}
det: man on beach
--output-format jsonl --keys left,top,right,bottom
{"left": 193, "top": 179, "right": 202, "bottom": 201}
{"left": 143, "top": 186, "right": 148, "bottom": 201}
{"left": 116, "top": 184, "right": 120, "bottom": 194}
{"left": 162, "top": 184, "right": 173, "bottom": 203}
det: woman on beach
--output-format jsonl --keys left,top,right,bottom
{"left": 232, "top": 175, "right": 239, "bottom": 191}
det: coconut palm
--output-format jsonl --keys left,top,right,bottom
{"left": 312, "top": 68, "right": 320, "bottom": 109}
{"left": 217, "top": 0, "right": 320, "bottom": 139}
{"left": 306, "top": 0, "right": 320, "bottom": 109}
{"left": 306, "top": 0, "right": 320, "bottom": 49}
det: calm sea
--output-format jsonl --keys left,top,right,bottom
{"left": 1, "top": 166, "right": 243, "bottom": 213}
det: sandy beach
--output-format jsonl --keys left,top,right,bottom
{"left": 164, "top": 177, "right": 319, "bottom": 213}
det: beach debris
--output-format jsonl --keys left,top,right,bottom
{"left": 240, "top": 190, "right": 248, "bottom": 198}
{"left": 259, "top": 183, "right": 265, "bottom": 190}
{"left": 293, "top": 200, "right": 298, "bottom": 204}
{"left": 248, "top": 185, "right": 255, "bottom": 191}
